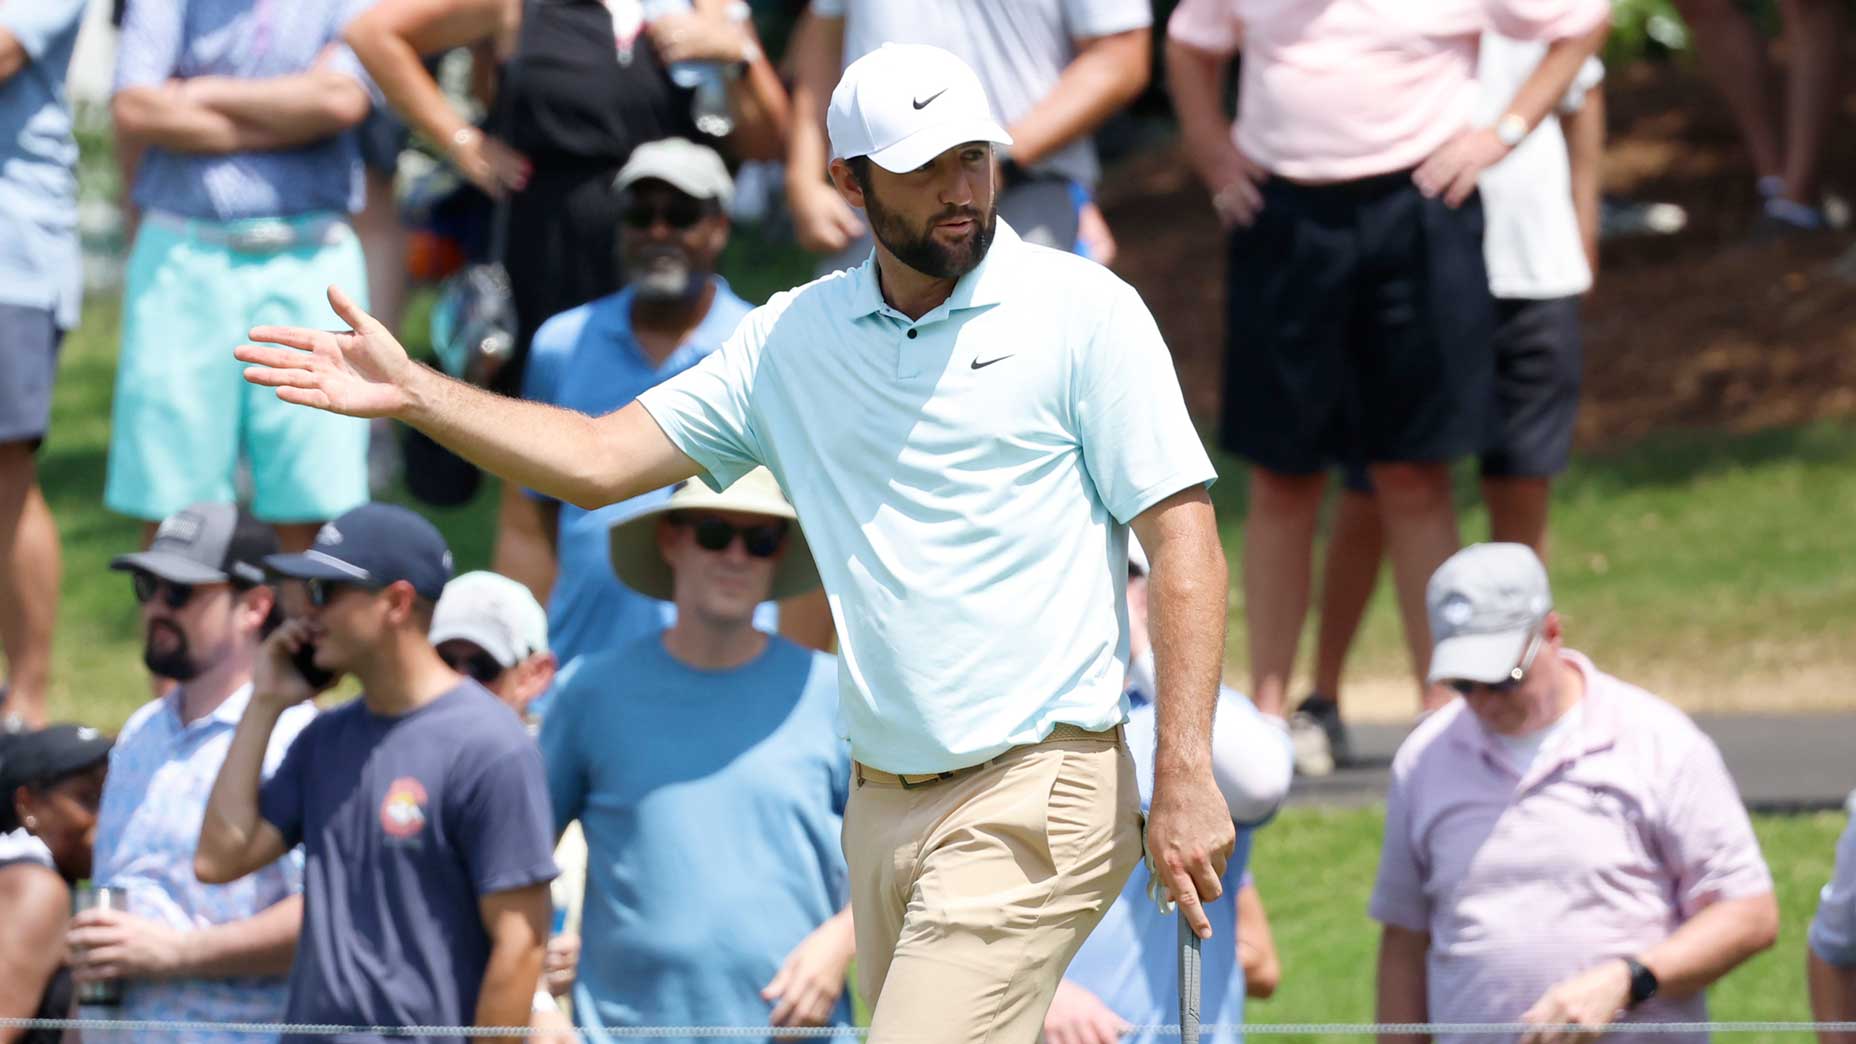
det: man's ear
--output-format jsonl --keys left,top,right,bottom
{"left": 828, "top": 158, "right": 865, "bottom": 210}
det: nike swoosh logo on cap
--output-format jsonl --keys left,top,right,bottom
{"left": 913, "top": 89, "right": 948, "bottom": 110}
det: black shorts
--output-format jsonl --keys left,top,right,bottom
{"left": 1341, "top": 294, "right": 1583, "bottom": 491}
{"left": 1219, "top": 171, "right": 1495, "bottom": 475}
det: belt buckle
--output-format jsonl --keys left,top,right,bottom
{"left": 897, "top": 770, "right": 958, "bottom": 790}
{"left": 229, "top": 222, "right": 295, "bottom": 253}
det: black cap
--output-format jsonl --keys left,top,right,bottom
{"left": 263, "top": 503, "right": 454, "bottom": 602}
{"left": 111, "top": 502, "right": 279, "bottom": 587}
{"left": 0, "top": 724, "right": 112, "bottom": 791}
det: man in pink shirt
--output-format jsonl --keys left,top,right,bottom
{"left": 1164, "top": 0, "right": 1610, "bottom": 723}
{"left": 1371, "top": 543, "right": 1777, "bottom": 1043}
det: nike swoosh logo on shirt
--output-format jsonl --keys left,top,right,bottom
{"left": 913, "top": 89, "right": 948, "bottom": 110}
{"left": 970, "top": 355, "right": 1014, "bottom": 370}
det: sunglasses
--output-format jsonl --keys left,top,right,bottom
{"left": 304, "top": 577, "right": 382, "bottom": 609}
{"left": 675, "top": 515, "right": 788, "bottom": 558}
{"left": 622, "top": 197, "right": 709, "bottom": 231}
{"left": 1445, "top": 630, "right": 1545, "bottom": 697}
{"left": 132, "top": 572, "right": 198, "bottom": 610}
{"left": 440, "top": 648, "right": 506, "bottom": 685}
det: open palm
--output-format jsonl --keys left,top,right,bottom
{"left": 235, "top": 285, "right": 418, "bottom": 418}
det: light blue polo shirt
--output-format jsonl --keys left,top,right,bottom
{"left": 0, "top": 0, "right": 86, "bottom": 328}
{"left": 638, "top": 221, "right": 1215, "bottom": 773}
{"left": 522, "top": 279, "right": 755, "bottom": 667}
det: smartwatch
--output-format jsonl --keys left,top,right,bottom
{"left": 1624, "top": 957, "right": 1659, "bottom": 1009}
{"left": 1494, "top": 112, "right": 1529, "bottom": 149}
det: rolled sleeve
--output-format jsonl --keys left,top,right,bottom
{"left": 1071, "top": 283, "right": 1216, "bottom": 525}
{"left": 1368, "top": 774, "right": 1431, "bottom": 932}
{"left": 113, "top": 0, "right": 185, "bottom": 91}
{"left": 1064, "top": 0, "right": 1152, "bottom": 40}
{"left": 456, "top": 745, "right": 559, "bottom": 895}
{"left": 1656, "top": 734, "right": 1774, "bottom": 917}
{"left": 1486, "top": 0, "right": 1610, "bottom": 42}
{"left": 0, "top": 0, "right": 86, "bottom": 62}
{"left": 1811, "top": 815, "right": 1856, "bottom": 966}
{"left": 636, "top": 312, "right": 769, "bottom": 493}
{"left": 1166, "top": 0, "right": 1244, "bottom": 55}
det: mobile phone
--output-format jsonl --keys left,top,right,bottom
{"left": 289, "top": 639, "right": 339, "bottom": 690}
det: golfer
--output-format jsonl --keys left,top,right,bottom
{"left": 236, "top": 43, "right": 1233, "bottom": 1042}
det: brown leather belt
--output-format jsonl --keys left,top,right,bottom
{"left": 853, "top": 722, "right": 1120, "bottom": 790}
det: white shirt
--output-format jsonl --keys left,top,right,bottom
{"left": 0, "top": 827, "right": 52, "bottom": 869}
{"left": 639, "top": 221, "right": 1215, "bottom": 772}
{"left": 1475, "top": 35, "right": 1604, "bottom": 299}
{"left": 811, "top": 0, "right": 1152, "bottom": 187}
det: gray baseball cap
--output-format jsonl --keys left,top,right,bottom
{"left": 110, "top": 502, "right": 278, "bottom": 587}
{"left": 613, "top": 138, "right": 734, "bottom": 208}
{"left": 1425, "top": 543, "right": 1553, "bottom": 685}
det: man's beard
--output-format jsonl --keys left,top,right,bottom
{"left": 143, "top": 620, "right": 202, "bottom": 682}
{"left": 864, "top": 185, "right": 996, "bottom": 280}
{"left": 627, "top": 246, "right": 701, "bottom": 303}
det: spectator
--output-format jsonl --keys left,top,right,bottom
{"left": 105, "top": 0, "right": 377, "bottom": 552}
{"left": 786, "top": 0, "right": 1151, "bottom": 267}
{"left": 1166, "top": 0, "right": 1609, "bottom": 722}
{"left": 515, "top": 138, "right": 827, "bottom": 661}
{"left": 542, "top": 468, "right": 855, "bottom": 1039}
{"left": 71, "top": 504, "right": 313, "bottom": 1042}
{"left": 1372, "top": 543, "right": 1778, "bottom": 1044}
{"left": 1673, "top": 0, "right": 1842, "bottom": 233}
{"left": 0, "top": 0, "right": 86, "bottom": 730}
{"left": 0, "top": 724, "right": 111, "bottom": 1044}
{"left": 1052, "top": 538, "right": 1290, "bottom": 1044}
{"left": 1809, "top": 809, "right": 1856, "bottom": 1042}
{"left": 344, "top": 0, "right": 790, "bottom": 596}
{"left": 195, "top": 504, "right": 558, "bottom": 1044}
{"left": 1296, "top": 40, "right": 1609, "bottom": 776}
{"left": 431, "top": 569, "right": 556, "bottom": 722}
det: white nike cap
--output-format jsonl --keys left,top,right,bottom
{"left": 828, "top": 43, "right": 1013, "bottom": 173}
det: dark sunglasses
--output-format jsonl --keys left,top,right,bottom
{"left": 440, "top": 649, "right": 506, "bottom": 685}
{"left": 1444, "top": 630, "right": 1544, "bottom": 697}
{"left": 304, "top": 577, "right": 382, "bottom": 609}
{"left": 675, "top": 515, "right": 789, "bottom": 558}
{"left": 622, "top": 197, "right": 708, "bottom": 231}
{"left": 132, "top": 571, "right": 198, "bottom": 610}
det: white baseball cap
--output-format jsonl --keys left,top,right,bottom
{"left": 828, "top": 43, "right": 1012, "bottom": 173}
{"left": 1425, "top": 543, "right": 1553, "bottom": 685}
{"left": 613, "top": 137, "right": 735, "bottom": 208}
{"left": 430, "top": 570, "right": 550, "bottom": 670}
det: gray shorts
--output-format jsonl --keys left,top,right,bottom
{"left": 0, "top": 304, "right": 64, "bottom": 448}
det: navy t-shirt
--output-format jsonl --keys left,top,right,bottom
{"left": 259, "top": 682, "right": 557, "bottom": 1043}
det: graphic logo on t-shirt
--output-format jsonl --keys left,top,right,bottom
{"left": 379, "top": 777, "right": 429, "bottom": 839}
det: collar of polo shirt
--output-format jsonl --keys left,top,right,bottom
{"left": 1446, "top": 650, "right": 1616, "bottom": 765}
{"left": 849, "top": 220, "right": 1023, "bottom": 321}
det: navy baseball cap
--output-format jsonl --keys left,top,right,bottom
{"left": 264, "top": 504, "right": 454, "bottom": 602}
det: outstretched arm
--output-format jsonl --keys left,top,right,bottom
{"left": 236, "top": 287, "right": 701, "bottom": 510}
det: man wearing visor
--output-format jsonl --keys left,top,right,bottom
{"left": 1371, "top": 543, "right": 1777, "bottom": 1044}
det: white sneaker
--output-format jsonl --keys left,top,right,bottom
{"left": 1290, "top": 711, "right": 1335, "bottom": 777}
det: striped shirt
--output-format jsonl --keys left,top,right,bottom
{"left": 113, "top": 0, "right": 374, "bottom": 221}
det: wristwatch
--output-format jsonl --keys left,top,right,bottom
{"left": 1494, "top": 112, "right": 1529, "bottom": 149}
{"left": 1623, "top": 957, "right": 1659, "bottom": 1009}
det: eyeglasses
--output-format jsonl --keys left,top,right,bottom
{"left": 674, "top": 515, "right": 788, "bottom": 558}
{"left": 1445, "top": 630, "right": 1544, "bottom": 697}
{"left": 440, "top": 648, "right": 507, "bottom": 685}
{"left": 133, "top": 572, "right": 198, "bottom": 610}
{"left": 304, "top": 578, "right": 381, "bottom": 609}
{"left": 622, "top": 197, "right": 709, "bottom": 231}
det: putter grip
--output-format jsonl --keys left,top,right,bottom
{"left": 1178, "top": 915, "right": 1203, "bottom": 1044}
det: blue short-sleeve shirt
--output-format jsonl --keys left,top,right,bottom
{"left": 522, "top": 279, "right": 757, "bottom": 666}
{"left": 259, "top": 682, "right": 557, "bottom": 1043}
{"left": 0, "top": 0, "right": 86, "bottom": 326}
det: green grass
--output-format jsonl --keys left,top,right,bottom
{"left": 34, "top": 284, "right": 1856, "bottom": 727}
{"left": 1248, "top": 806, "right": 1846, "bottom": 1042}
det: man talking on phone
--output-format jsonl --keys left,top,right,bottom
{"left": 195, "top": 503, "right": 559, "bottom": 1044}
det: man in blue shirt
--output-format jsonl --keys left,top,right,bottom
{"left": 196, "top": 504, "right": 558, "bottom": 1043}
{"left": 542, "top": 468, "right": 855, "bottom": 1042}
{"left": 79, "top": 503, "right": 316, "bottom": 1043}
{"left": 0, "top": 0, "right": 86, "bottom": 730}
{"left": 105, "top": 0, "right": 377, "bottom": 552}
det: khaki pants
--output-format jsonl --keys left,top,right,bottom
{"left": 843, "top": 729, "right": 1144, "bottom": 1043}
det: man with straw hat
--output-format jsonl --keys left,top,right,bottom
{"left": 540, "top": 468, "right": 855, "bottom": 1039}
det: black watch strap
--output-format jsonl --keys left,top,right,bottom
{"left": 1624, "top": 957, "right": 1659, "bottom": 1009}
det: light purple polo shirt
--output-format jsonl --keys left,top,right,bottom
{"left": 1370, "top": 651, "right": 1772, "bottom": 1043}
